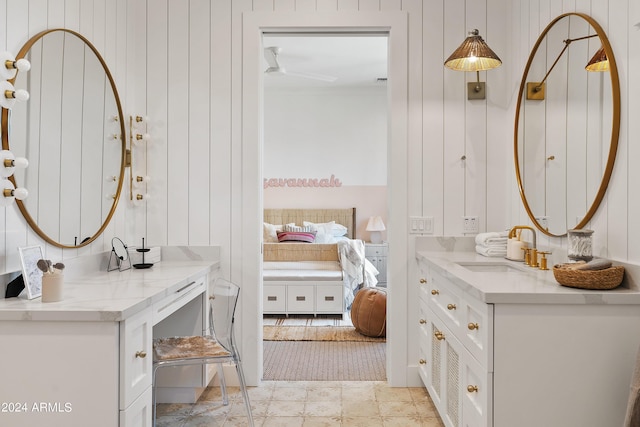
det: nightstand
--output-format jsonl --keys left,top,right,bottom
{"left": 365, "top": 242, "right": 388, "bottom": 287}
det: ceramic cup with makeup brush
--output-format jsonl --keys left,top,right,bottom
{"left": 37, "top": 259, "right": 65, "bottom": 302}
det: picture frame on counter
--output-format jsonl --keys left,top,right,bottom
{"left": 19, "top": 245, "right": 44, "bottom": 299}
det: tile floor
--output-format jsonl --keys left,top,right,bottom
{"left": 156, "top": 381, "right": 445, "bottom": 426}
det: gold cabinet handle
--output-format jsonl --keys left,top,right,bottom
{"left": 447, "top": 304, "right": 457, "bottom": 310}
{"left": 420, "top": 278, "right": 427, "bottom": 284}
{"left": 419, "top": 319, "right": 426, "bottom": 324}
{"left": 468, "top": 323, "right": 479, "bottom": 330}
{"left": 434, "top": 331, "right": 445, "bottom": 341}
{"left": 467, "top": 385, "right": 478, "bottom": 393}
{"left": 135, "top": 351, "right": 147, "bottom": 359}
{"left": 419, "top": 359, "right": 426, "bottom": 365}
{"left": 431, "top": 289, "right": 439, "bottom": 295}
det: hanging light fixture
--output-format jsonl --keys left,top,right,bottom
{"left": 444, "top": 29, "right": 502, "bottom": 100}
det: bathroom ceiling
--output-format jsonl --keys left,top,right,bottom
{"left": 262, "top": 34, "right": 388, "bottom": 89}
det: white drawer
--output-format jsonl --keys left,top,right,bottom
{"left": 316, "top": 285, "right": 343, "bottom": 312}
{"left": 461, "top": 294, "right": 493, "bottom": 371}
{"left": 365, "top": 244, "right": 387, "bottom": 257}
{"left": 153, "top": 276, "right": 206, "bottom": 325}
{"left": 119, "top": 385, "right": 152, "bottom": 427}
{"left": 264, "top": 285, "right": 286, "bottom": 312}
{"left": 428, "top": 271, "right": 462, "bottom": 332}
{"left": 287, "top": 285, "right": 315, "bottom": 312}
{"left": 461, "top": 346, "right": 493, "bottom": 427}
{"left": 120, "top": 307, "right": 152, "bottom": 410}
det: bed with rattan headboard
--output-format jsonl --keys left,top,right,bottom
{"left": 262, "top": 208, "right": 358, "bottom": 316}
{"left": 263, "top": 208, "right": 355, "bottom": 262}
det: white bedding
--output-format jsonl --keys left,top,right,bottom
{"left": 337, "top": 239, "right": 379, "bottom": 307}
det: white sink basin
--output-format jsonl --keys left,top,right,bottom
{"left": 456, "top": 261, "right": 530, "bottom": 273}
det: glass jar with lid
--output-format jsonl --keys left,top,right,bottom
{"left": 567, "top": 229, "right": 594, "bottom": 262}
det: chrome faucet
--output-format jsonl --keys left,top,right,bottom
{"left": 509, "top": 225, "right": 537, "bottom": 267}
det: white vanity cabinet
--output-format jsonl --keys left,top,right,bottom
{"left": 418, "top": 267, "right": 492, "bottom": 427}
{"left": 417, "top": 252, "right": 640, "bottom": 427}
{"left": 0, "top": 261, "right": 216, "bottom": 427}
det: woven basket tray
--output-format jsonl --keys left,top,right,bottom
{"left": 552, "top": 265, "right": 625, "bottom": 290}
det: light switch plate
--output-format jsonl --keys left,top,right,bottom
{"left": 409, "top": 216, "right": 434, "bottom": 234}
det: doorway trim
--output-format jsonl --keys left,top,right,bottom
{"left": 241, "top": 11, "right": 409, "bottom": 386}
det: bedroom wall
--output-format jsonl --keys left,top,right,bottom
{"left": 263, "top": 86, "right": 387, "bottom": 240}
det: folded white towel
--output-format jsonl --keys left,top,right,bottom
{"left": 475, "top": 231, "right": 509, "bottom": 246}
{"left": 475, "top": 245, "right": 507, "bottom": 257}
{"left": 482, "top": 240, "right": 508, "bottom": 248}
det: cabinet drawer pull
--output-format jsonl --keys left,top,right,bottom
{"left": 419, "top": 319, "right": 426, "bottom": 324}
{"left": 468, "top": 322, "right": 479, "bottom": 330}
{"left": 447, "top": 304, "right": 457, "bottom": 310}
{"left": 420, "top": 278, "right": 427, "bottom": 284}
{"left": 431, "top": 289, "right": 439, "bottom": 295}
{"left": 296, "top": 296, "right": 306, "bottom": 301}
{"left": 434, "top": 331, "right": 445, "bottom": 340}
{"left": 324, "top": 296, "right": 334, "bottom": 301}
{"left": 135, "top": 351, "right": 147, "bottom": 359}
{"left": 176, "top": 281, "right": 196, "bottom": 293}
{"left": 267, "top": 296, "right": 277, "bottom": 301}
{"left": 419, "top": 359, "right": 426, "bottom": 365}
{"left": 467, "top": 385, "right": 478, "bottom": 393}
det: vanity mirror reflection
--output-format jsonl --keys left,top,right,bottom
{"left": 1, "top": 29, "right": 126, "bottom": 248}
{"left": 514, "top": 13, "right": 620, "bottom": 237}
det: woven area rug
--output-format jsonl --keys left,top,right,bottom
{"left": 264, "top": 325, "right": 385, "bottom": 342}
{"left": 263, "top": 341, "right": 386, "bottom": 381}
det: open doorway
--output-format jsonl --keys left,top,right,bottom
{"left": 261, "top": 33, "right": 389, "bottom": 381}
{"left": 241, "top": 11, "right": 408, "bottom": 386}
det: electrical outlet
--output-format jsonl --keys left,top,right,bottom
{"left": 462, "top": 216, "right": 479, "bottom": 234}
{"left": 535, "top": 216, "right": 549, "bottom": 230}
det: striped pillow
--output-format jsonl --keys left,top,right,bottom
{"left": 276, "top": 230, "right": 317, "bottom": 243}
{"left": 283, "top": 224, "right": 314, "bottom": 232}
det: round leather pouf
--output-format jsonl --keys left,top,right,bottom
{"left": 351, "top": 288, "right": 387, "bottom": 337}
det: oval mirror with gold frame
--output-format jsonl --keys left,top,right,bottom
{"left": 514, "top": 13, "right": 620, "bottom": 237}
{"left": 1, "top": 29, "right": 126, "bottom": 248}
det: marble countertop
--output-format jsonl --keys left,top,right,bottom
{"left": 416, "top": 251, "right": 640, "bottom": 305}
{"left": 0, "top": 260, "right": 218, "bottom": 322}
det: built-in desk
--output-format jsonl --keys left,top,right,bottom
{"left": 0, "top": 259, "right": 219, "bottom": 427}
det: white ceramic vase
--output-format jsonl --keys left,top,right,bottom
{"left": 41, "top": 274, "right": 64, "bottom": 302}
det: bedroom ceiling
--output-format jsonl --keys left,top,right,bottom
{"left": 262, "top": 34, "right": 388, "bottom": 89}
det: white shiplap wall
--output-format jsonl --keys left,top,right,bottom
{"left": 135, "top": 0, "right": 640, "bottom": 386}
{"left": 0, "top": 0, "right": 131, "bottom": 275}
{"left": 133, "top": 0, "right": 512, "bottom": 386}
{"left": 2, "top": 0, "right": 638, "bottom": 387}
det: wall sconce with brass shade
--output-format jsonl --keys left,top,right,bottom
{"left": 585, "top": 45, "right": 609, "bottom": 72}
{"left": 444, "top": 29, "right": 502, "bottom": 100}
{"left": 527, "top": 34, "right": 608, "bottom": 100}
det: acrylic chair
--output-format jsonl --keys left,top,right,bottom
{"left": 152, "top": 278, "right": 254, "bottom": 427}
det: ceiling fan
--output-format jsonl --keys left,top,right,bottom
{"left": 263, "top": 46, "right": 337, "bottom": 83}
